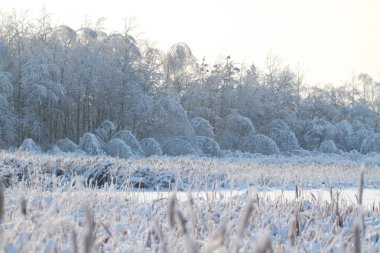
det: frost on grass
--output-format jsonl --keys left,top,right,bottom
{"left": 79, "top": 133, "right": 103, "bottom": 155}
{"left": 1, "top": 185, "right": 380, "bottom": 252}
{"left": 112, "top": 130, "right": 144, "bottom": 156}
{"left": 240, "top": 134, "right": 280, "bottom": 155}
{"left": 140, "top": 138, "right": 163, "bottom": 157}
{"left": 106, "top": 138, "right": 132, "bottom": 158}
{"left": 19, "top": 138, "right": 41, "bottom": 153}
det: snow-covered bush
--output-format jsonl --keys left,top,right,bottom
{"left": 360, "top": 134, "right": 380, "bottom": 154}
{"left": 79, "top": 133, "right": 103, "bottom": 155}
{"left": 191, "top": 117, "right": 214, "bottom": 138}
{"left": 112, "top": 130, "right": 144, "bottom": 155}
{"left": 196, "top": 136, "right": 221, "bottom": 157}
{"left": 106, "top": 138, "right": 132, "bottom": 158}
{"left": 240, "top": 134, "right": 279, "bottom": 155}
{"left": 95, "top": 120, "right": 116, "bottom": 143}
{"left": 19, "top": 138, "right": 41, "bottom": 152}
{"left": 302, "top": 119, "right": 335, "bottom": 150}
{"left": 56, "top": 138, "right": 78, "bottom": 153}
{"left": 47, "top": 145, "right": 63, "bottom": 155}
{"left": 190, "top": 107, "right": 224, "bottom": 131}
{"left": 266, "top": 120, "right": 300, "bottom": 151}
{"left": 162, "top": 138, "right": 198, "bottom": 156}
{"left": 140, "top": 138, "right": 163, "bottom": 157}
{"left": 350, "top": 122, "right": 374, "bottom": 152}
{"left": 333, "top": 120, "right": 353, "bottom": 152}
{"left": 217, "top": 112, "right": 256, "bottom": 150}
{"left": 142, "top": 96, "right": 200, "bottom": 152}
{"left": 318, "top": 140, "right": 341, "bottom": 154}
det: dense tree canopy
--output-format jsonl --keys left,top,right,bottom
{"left": 1, "top": 11, "right": 380, "bottom": 156}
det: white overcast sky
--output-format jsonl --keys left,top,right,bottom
{"left": 2, "top": 0, "right": 380, "bottom": 86}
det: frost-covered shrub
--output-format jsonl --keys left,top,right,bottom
{"left": 196, "top": 136, "right": 221, "bottom": 157}
{"left": 47, "top": 145, "right": 63, "bottom": 155}
{"left": 140, "top": 138, "right": 163, "bottom": 157}
{"left": 240, "top": 134, "right": 279, "bottom": 155}
{"left": 79, "top": 133, "right": 103, "bottom": 155}
{"left": 56, "top": 138, "right": 78, "bottom": 153}
{"left": 333, "top": 120, "right": 353, "bottom": 152}
{"left": 19, "top": 138, "right": 41, "bottom": 152}
{"left": 112, "top": 130, "right": 144, "bottom": 155}
{"left": 106, "top": 138, "right": 132, "bottom": 158}
{"left": 191, "top": 117, "right": 214, "bottom": 138}
{"left": 162, "top": 138, "right": 198, "bottom": 156}
{"left": 95, "top": 120, "right": 116, "bottom": 143}
{"left": 302, "top": 119, "right": 335, "bottom": 150}
{"left": 267, "top": 120, "right": 300, "bottom": 151}
{"left": 217, "top": 112, "right": 256, "bottom": 150}
{"left": 347, "top": 103, "right": 376, "bottom": 128}
{"left": 318, "top": 140, "right": 341, "bottom": 154}
{"left": 360, "top": 134, "right": 380, "bottom": 154}
{"left": 142, "top": 96, "right": 200, "bottom": 153}
{"left": 190, "top": 106, "right": 224, "bottom": 131}
{"left": 350, "top": 122, "right": 374, "bottom": 152}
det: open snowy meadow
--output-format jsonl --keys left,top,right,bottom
{"left": 1, "top": 151, "right": 380, "bottom": 252}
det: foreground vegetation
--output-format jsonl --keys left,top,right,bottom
{"left": 1, "top": 151, "right": 380, "bottom": 252}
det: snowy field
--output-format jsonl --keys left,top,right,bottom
{"left": 1, "top": 151, "right": 380, "bottom": 252}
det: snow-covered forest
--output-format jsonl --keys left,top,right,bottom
{"left": 1, "top": 10, "right": 380, "bottom": 157}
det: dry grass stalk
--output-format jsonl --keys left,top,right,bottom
{"left": 154, "top": 217, "right": 168, "bottom": 253}
{"left": 168, "top": 192, "right": 176, "bottom": 228}
{"left": 20, "top": 196, "right": 27, "bottom": 217}
{"left": 353, "top": 219, "right": 361, "bottom": 253}
{"left": 0, "top": 181, "right": 4, "bottom": 222}
{"left": 358, "top": 171, "right": 364, "bottom": 206}
{"left": 237, "top": 197, "right": 254, "bottom": 236}
{"left": 287, "top": 216, "right": 299, "bottom": 247}
{"left": 84, "top": 207, "right": 95, "bottom": 253}
{"left": 253, "top": 230, "right": 273, "bottom": 253}
{"left": 205, "top": 220, "right": 227, "bottom": 253}
{"left": 72, "top": 230, "right": 78, "bottom": 253}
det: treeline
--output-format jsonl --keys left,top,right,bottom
{"left": 1, "top": 10, "right": 380, "bottom": 155}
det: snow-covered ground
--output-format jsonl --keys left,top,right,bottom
{"left": 1, "top": 151, "right": 380, "bottom": 252}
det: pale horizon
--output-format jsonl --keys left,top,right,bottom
{"left": 2, "top": 0, "right": 380, "bottom": 86}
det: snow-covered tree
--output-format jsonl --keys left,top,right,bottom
{"left": 162, "top": 138, "right": 198, "bottom": 156}
{"left": 56, "top": 138, "right": 78, "bottom": 153}
{"left": 333, "top": 120, "right": 353, "bottom": 152}
{"left": 79, "top": 133, "right": 103, "bottom": 155}
{"left": 111, "top": 130, "right": 144, "bottom": 155}
{"left": 191, "top": 117, "right": 214, "bottom": 138}
{"left": 140, "top": 138, "right": 163, "bottom": 157}
{"left": 142, "top": 95, "right": 200, "bottom": 152}
{"left": 318, "top": 140, "right": 341, "bottom": 154}
{"left": 106, "top": 138, "right": 132, "bottom": 158}
{"left": 19, "top": 138, "right": 41, "bottom": 152}
{"left": 196, "top": 136, "right": 221, "bottom": 157}
{"left": 217, "top": 112, "right": 256, "bottom": 150}
{"left": 301, "top": 119, "right": 335, "bottom": 150}
{"left": 95, "top": 120, "right": 116, "bottom": 143}
{"left": 240, "top": 134, "right": 280, "bottom": 155}
{"left": 360, "top": 134, "right": 380, "bottom": 154}
{"left": 266, "top": 120, "right": 300, "bottom": 151}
